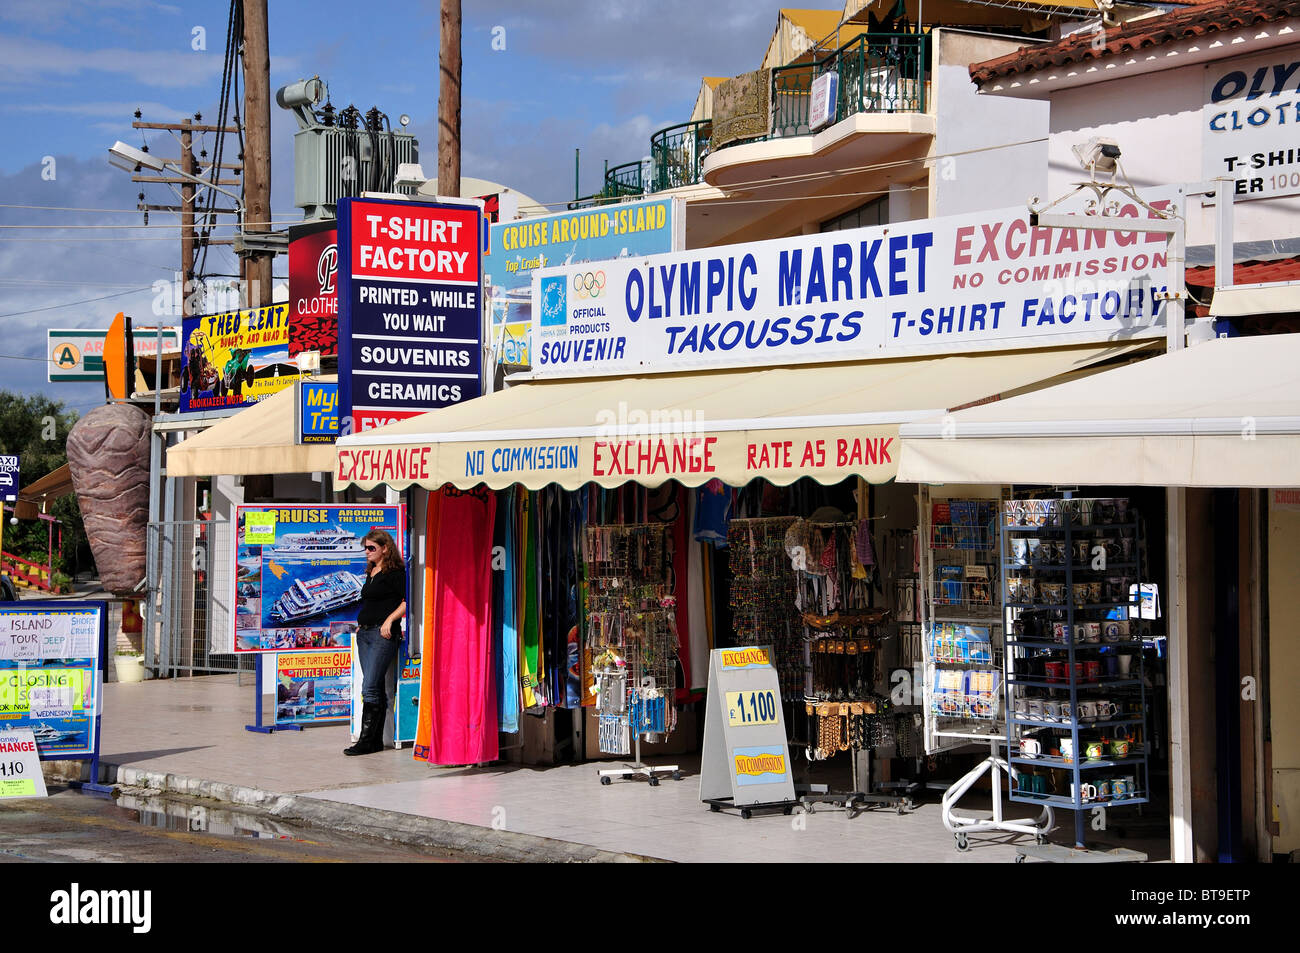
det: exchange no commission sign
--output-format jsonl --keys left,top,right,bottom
{"left": 338, "top": 196, "right": 484, "bottom": 432}
{"left": 529, "top": 196, "right": 1180, "bottom": 378}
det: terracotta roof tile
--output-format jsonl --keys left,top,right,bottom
{"left": 970, "top": 0, "right": 1300, "bottom": 85}
{"left": 1185, "top": 256, "right": 1300, "bottom": 317}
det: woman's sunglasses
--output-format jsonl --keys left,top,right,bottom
{"left": 364, "top": 544, "right": 379, "bottom": 552}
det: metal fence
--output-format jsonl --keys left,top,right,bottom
{"left": 770, "top": 33, "right": 928, "bottom": 140}
{"left": 651, "top": 120, "right": 712, "bottom": 191}
{"left": 145, "top": 518, "right": 253, "bottom": 677}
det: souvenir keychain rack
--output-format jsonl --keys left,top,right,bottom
{"left": 728, "top": 516, "right": 801, "bottom": 697}
{"left": 585, "top": 521, "right": 682, "bottom": 787}
{"left": 793, "top": 517, "right": 911, "bottom": 816}
{"left": 918, "top": 487, "right": 1053, "bottom": 851}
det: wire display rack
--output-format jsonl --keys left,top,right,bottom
{"left": 585, "top": 522, "right": 682, "bottom": 787}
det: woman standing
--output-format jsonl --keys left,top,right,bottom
{"left": 344, "top": 529, "right": 406, "bottom": 756}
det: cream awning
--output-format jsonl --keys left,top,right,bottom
{"left": 1209, "top": 281, "right": 1300, "bottom": 318}
{"left": 898, "top": 334, "right": 1300, "bottom": 488}
{"left": 167, "top": 378, "right": 338, "bottom": 477}
{"left": 13, "top": 462, "right": 75, "bottom": 519}
{"left": 334, "top": 343, "right": 1148, "bottom": 492}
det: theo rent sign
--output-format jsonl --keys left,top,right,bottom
{"left": 529, "top": 198, "right": 1178, "bottom": 378}
{"left": 338, "top": 197, "right": 484, "bottom": 432}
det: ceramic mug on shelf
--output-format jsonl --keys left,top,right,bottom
{"left": 1043, "top": 700, "right": 1062, "bottom": 721}
{"left": 1061, "top": 737, "right": 1076, "bottom": 761}
{"left": 1116, "top": 653, "right": 1134, "bottom": 677}
{"left": 1044, "top": 661, "right": 1066, "bottom": 683}
{"left": 1084, "top": 622, "right": 1102, "bottom": 644}
{"left": 1072, "top": 781, "right": 1098, "bottom": 801}
{"left": 1084, "top": 659, "right": 1102, "bottom": 681}
{"left": 1095, "top": 699, "right": 1119, "bottom": 719}
{"left": 1096, "top": 779, "right": 1114, "bottom": 799}
{"left": 1078, "top": 700, "right": 1098, "bottom": 722}
{"left": 1110, "top": 738, "right": 1131, "bottom": 758}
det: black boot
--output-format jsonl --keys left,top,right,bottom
{"left": 344, "top": 701, "right": 384, "bottom": 756}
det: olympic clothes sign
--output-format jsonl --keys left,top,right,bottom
{"left": 530, "top": 199, "right": 1178, "bottom": 378}
{"left": 1202, "top": 50, "right": 1300, "bottom": 201}
{"left": 338, "top": 197, "right": 484, "bottom": 433}
{"left": 288, "top": 220, "right": 339, "bottom": 358}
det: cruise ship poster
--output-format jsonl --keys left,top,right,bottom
{"left": 232, "top": 504, "right": 404, "bottom": 654}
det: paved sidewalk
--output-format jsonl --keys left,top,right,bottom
{"left": 45, "top": 675, "right": 1164, "bottom": 863}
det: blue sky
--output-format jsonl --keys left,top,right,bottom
{"left": 0, "top": 0, "right": 777, "bottom": 413}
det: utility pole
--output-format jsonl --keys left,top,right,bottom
{"left": 180, "top": 118, "right": 194, "bottom": 317}
{"left": 439, "top": 0, "right": 462, "bottom": 196}
{"left": 242, "top": 0, "right": 273, "bottom": 308}
{"left": 131, "top": 116, "right": 242, "bottom": 316}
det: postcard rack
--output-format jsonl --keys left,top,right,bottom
{"left": 918, "top": 487, "right": 1053, "bottom": 850}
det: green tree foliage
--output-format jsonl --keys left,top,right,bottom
{"left": 0, "top": 390, "right": 90, "bottom": 576}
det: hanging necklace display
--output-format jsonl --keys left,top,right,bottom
{"left": 587, "top": 521, "right": 682, "bottom": 786}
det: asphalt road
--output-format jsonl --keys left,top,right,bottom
{"left": 0, "top": 784, "right": 485, "bottom": 863}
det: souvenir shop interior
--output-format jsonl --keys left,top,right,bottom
{"left": 405, "top": 474, "right": 1174, "bottom": 842}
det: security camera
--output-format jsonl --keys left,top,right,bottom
{"left": 1072, "top": 137, "right": 1122, "bottom": 174}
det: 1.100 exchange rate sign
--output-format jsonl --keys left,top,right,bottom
{"left": 338, "top": 197, "right": 484, "bottom": 433}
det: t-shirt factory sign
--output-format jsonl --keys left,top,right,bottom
{"left": 528, "top": 197, "right": 1179, "bottom": 379}
{"left": 338, "top": 197, "right": 484, "bottom": 432}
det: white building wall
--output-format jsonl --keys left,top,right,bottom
{"left": 932, "top": 30, "right": 1050, "bottom": 218}
{"left": 1044, "top": 49, "right": 1300, "bottom": 257}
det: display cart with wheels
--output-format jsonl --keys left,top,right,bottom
{"left": 919, "top": 489, "right": 1054, "bottom": 851}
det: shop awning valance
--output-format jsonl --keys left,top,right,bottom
{"left": 897, "top": 334, "right": 1300, "bottom": 488}
{"left": 167, "top": 377, "right": 338, "bottom": 477}
{"left": 333, "top": 342, "right": 1149, "bottom": 492}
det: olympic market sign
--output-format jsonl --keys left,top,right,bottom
{"left": 528, "top": 196, "right": 1180, "bottom": 378}
{"left": 338, "top": 196, "right": 484, "bottom": 432}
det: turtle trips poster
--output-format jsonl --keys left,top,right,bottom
{"left": 233, "top": 504, "right": 405, "bottom": 653}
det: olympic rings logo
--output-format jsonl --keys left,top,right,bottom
{"left": 572, "top": 270, "right": 606, "bottom": 299}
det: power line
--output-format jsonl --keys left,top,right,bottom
{"left": 0, "top": 287, "right": 155, "bottom": 319}
{"left": 0, "top": 203, "right": 298, "bottom": 217}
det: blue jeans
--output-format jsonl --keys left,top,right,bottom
{"left": 356, "top": 625, "right": 399, "bottom": 706}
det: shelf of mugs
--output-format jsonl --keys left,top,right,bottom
{"left": 1009, "top": 714, "right": 1144, "bottom": 731}
{"left": 1003, "top": 497, "right": 1136, "bottom": 529}
{"left": 1010, "top": 752, "right": 1147, "bottom": 771}
{"left": 1008, "top": 789, "right": 1147, "bottom": 808}
{"left": 1003, "top": 670, "right": 1138, "bottom": 686}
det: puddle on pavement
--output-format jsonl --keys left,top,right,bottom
{"left": 94, "top": 789, "right": 316, "bottom": 844}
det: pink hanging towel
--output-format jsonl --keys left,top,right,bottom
{"left": 424, "top": 487, "right": 498, "bottom": 765}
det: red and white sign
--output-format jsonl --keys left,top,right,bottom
{"left": 288, "top": 221, "right": 339, "bottom": 358}
{"left": 347, "top": 202, "right": 480, "bottom": 284}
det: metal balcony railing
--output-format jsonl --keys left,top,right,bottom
{"left": 650, "top": 119, "right": 713, "bottom": 191}
{"left": 603, "top": 159, "right": 647, "bottom": 199}
{"left": 770, "top": 33, "right": 928, "bottom": 140}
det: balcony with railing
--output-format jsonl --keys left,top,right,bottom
{"left": 768, "top": 33, "right": 928, "bottom": 141}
